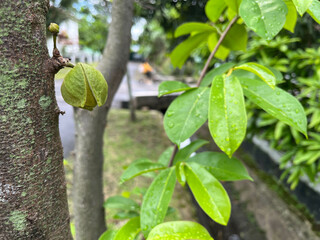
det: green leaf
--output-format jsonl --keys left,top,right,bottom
{"left": 225, "top": 0, "right": 243, "bottom": 13}
{"left": 222, "top": 23, "right": 248, "bottom": 51}
{"left": 176, "top": 162, "right": 187, "bottom": 186}
{"left": 238, "top": 77, "right": 307, "bottom": 136}
{"left": 164, "top": 87, "right": 210, "bottom": 146}
{"left": 170, "top": 32, "right": 209, "bottom": 68}
{"left": 186, "top": 162, "right": 231, "bottom": 225}
{"left": 120, "top": 160, "right": 166, "bottom": 184}
{"left": 292, "top": 0, "right": 312, "bottom": 15}
{"left": 158, "top": 81, "right": 192, "bottom": 97}
{"left": 99, "top": 230, "right": 117, "bottom": 240}
{"left": 113, "top": 217, "right": 141, "bottom": 240}
{"left": 103, "top": 196, "right": 140, "bottom": 211}
{"left": 234, "top": 62, "right": 276, "bottom": 88}
{"left": 307, "top": 0, "right": 320, "bottom": 24}
{"left": 141, "top": 167, "right": 176, "bottom": 237}
{"left": 206, "top": 0, "right": 227, "bottom": 22}
{"left": 173, "top": 139, "right": 209, "bottom": 164}
{"left": 147, "top": 221, "right": 213, "bottom": 240}
{"left": 208, "top": 33, "right": 230, "bottom": 60}
{"left": 208, "top": 75, "right": 247, "bottom": 158}
{"left": 187, "top": 151, "right": 253, "bottom": 181}
{"left": 158, "top": 146, "right": 174, "bottom": 166}
{"left": 267, "top": 66, "right": 283, "bottom": 83}
{"left": 175, "top": 22, "right": 215, "bottom": 37}
{"left": 61, "top": 63, "right": 108, "bottom": 110}
{"left": 201, "top": 62, "right": 236, "bottom": 87}
{"left": 239, "top": 0, "right": 288, "bottom": 40}
{"left": 113, "top": 211, "right": 139, "bottom": 220}
{"left": 284, "top": 0, "right": 298, "bottom": 32}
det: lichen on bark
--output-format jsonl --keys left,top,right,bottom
{"left": 0, "top": 1, "right": 72, "bottom": 239}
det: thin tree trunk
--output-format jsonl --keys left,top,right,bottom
{"left": 73, "top": 1, "right": 134, "bottom": 239}
{"left": 0, "top": 1, "right": 71, "bottom": 239}
{"left": 126, "top": 68, "right": 137, "bottom": 122}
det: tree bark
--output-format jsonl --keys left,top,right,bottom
{"left": 73, "top": 1, "right": 134, "bottom": 239}
{"left": 0, "top": 1, "right": 71, "bottom": 239}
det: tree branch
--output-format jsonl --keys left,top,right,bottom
{"left": 196, "top": 16, "right": 239, "bottom": 87}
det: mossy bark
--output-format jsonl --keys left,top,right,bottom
{"left": 0, "top": 1, "right": 71, "bottom": 239}
{"left": 72, "top": 0, "right": 134, "bottom": 239}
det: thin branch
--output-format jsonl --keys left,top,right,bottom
{"left": 168, "top": 145, "right": 178, "bottom": 167}
{"left": 196, "top": 16, "right": 239, "bottom": 87}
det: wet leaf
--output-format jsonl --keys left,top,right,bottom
{"left": 239, "top": 0, "right": 288, "bottom": 40}
{"left": 99, "top": 229, "right": 117, "bottom": 240}
{"left": 292, "top": 0, "right": 312, "bottom": 15}
{"left": 147, "top": 221, "right": 213, "bottom": 240}
{"left": 206, "top": 0, "right": 227, "bottom": 22}
{"left": 174, "top": 22, "right": 215, "bottom": 37}
{"left": 120, "top": 160, "right": 166, "bottom": 184}
{"left": 186, "top": 162, "right": 231, "bottom": 225}
{"left": 141, "top": 167, "right": 176, "bottom": 237}
{"left": 173, "top": 139, "right": 208, "bottom": 164}
{"left": 234, "top": 62, "right": 276, "bottom": 89}
{"left": 201, "top": 62, "right": 236, "bottom": 87}
{"left": 164, "top": 87, "right": 210, "bottom": 147}
{"left": 238, "top": 77, "right": 307, "bottom": 136}
{"left": 113, "top": 217, "right": 141, "bottom": 240}
{"left": 187, "top": 151, "right": 252, "bottom": 181}
{"left": 208, "top": 75, "right": 247, "bottom": 158}
{"left": 158, "top": 81, "right": 193, "bottom": 97}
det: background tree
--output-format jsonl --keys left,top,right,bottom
{"left": 72, "top": 0, "right": 134, "bottom": 239}
{"left": 0, "top": 1, "right": 71, "bottom": 239}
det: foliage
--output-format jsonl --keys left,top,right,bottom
{"left": 99, "top": 0, "right": 318, "bottom": 239}
{"left": 241, "top": 36, "right": 320, "bottom": 188}
{"left": 78, "top": 5, "right": 109, "bottom": 53}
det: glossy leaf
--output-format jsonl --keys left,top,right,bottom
{"left": 225, "top": 0, "right": 242, "bottom": 13}
{"left": 113, "top": 211, "right": 139, "bottom": 220}
{"left": 164, "top": 87, "right": 210, "bottom": 146}
{"left": 120, "top": 160, "right": 166, "bottom": 184}
{"left": 158, "top": 81, "right": 192, "bottom": 97}
{"left": 307, "top": 0, "right": 320, "bottom": 24}
{"left": 206, "top": 0, "right": 227, "bottom": 22}
{"left": 99, "top": 230, "right": 117, "bottom": 240}
{"left": 284, "top": 0, "right": 298, "bottom": 32}
{"left": 103, "top": 196, "right": 140, "bottom": 211}
{"left": 222, "top": 23, "right": 248, "bottom": 51}
{"left": 234, "top": 62, "right": 276, "bottom": 88}
{"left": 186, "top": 162, "right": 231, "bottom": 225}
{"left": 187, "top": 151, "right": 253, "bottom": 181}
{"left": 61, "top": 63, "right": 108, "bottom": 110}
{"left": 113, "top": 217, "right": 141, "bottom": 240}
{"left": 238, "top": 77, "right": 307, "bottom": 136}
{"left": 292, "top": 0, "right": 312, "bottom": 15}
{"left": 201, "top": 62, "right": 236, "bottom": 87}
{"left": 208, "top": 75, "right": 247, "bottom": 158}
{"left": 170, "top": 32, "right": 209, "bottom": 68}
{"left": 141, "top": 167, "right": 176, "bottom": 237}
{"left": 176, "top": 162, "right": 187, "bottom": 187}
{"left": 175, "top": 22, "right": 215, "bottom": 37}
{"left": 239, "top": 0, "right": 288, "bottom": 40}
{"left": 173, "top": 139, "right": 208, "bottom": 164}
{"left": 208, "top": 33, "right": 230, "bottom": 60}
{"left": 158, "top": 146, "right": 174, "bottom": 166}
{"left": 147, "top": 221, "right": 213, "bottom": 240}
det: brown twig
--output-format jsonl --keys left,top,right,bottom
{"left": 196, "top": 16, "right": 239, "bottom": 87}
{"left": 168, "top": 145, "right": 178, "bottom": 167}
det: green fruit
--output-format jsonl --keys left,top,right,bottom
{"left": 61, "top": 63, "right": 108, "bottom": 111}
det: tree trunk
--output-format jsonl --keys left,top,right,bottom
{"left": 0, "top": 1, "right": 71, "bottom": 239}
{"left": 73, "top": 1, "right": 134, "bottom": 239}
